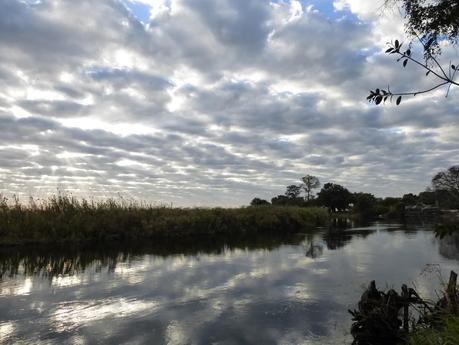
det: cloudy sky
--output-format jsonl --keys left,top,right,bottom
{"left": 0, "top": 0, "right": 458, "bottom": 206}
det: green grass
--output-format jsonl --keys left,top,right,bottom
{"left": 408, "top": 315, "right": 459, "bottom": 345}
{"left": 0, "top": 195, "right": 328, "bottom": 244}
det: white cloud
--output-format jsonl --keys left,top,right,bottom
{"left": 0, "top": 0, "right": 457, "bottom": 205}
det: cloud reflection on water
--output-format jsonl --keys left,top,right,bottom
{"left": 0, "top": 224, "right": 458, "bottom": 344}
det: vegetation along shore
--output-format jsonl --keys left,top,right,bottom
{"left": 0, "top": 195, "right": 328, "bottom": 245}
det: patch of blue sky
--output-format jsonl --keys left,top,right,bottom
{"left": 272, "top": 0, "right": 359, "bottom": 22}
{"left": 121, "top": 0, "right": 151, "bottom": 24}
{"left": 122, "top": 0, "right": 360, "bottom": 25}
{"left": 358, "top": 47, "right": 380, "bottom": 57}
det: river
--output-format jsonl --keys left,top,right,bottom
{"left": 0, "top": 222, "right": 458, "bottom": 344}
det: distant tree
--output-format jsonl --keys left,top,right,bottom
{"left": 272, "top": 194, "right": 305, "bottom": 207}
{"left": 317, "top": 183, "right": 353, "bottom": 212}
{"left": 368, "top": 1, "right": 459, "bottom": 105}
{"left": 271, "top": 195, "right": 290, "bottom": 206}
{"left": 401, "top": 193, "right": 419, "bottom": 205}
{"left": 301, "top": 175, "right": 321, "bottom": 201}
{"left": 418, "top": 189, "right": 437, "bottom": 205}
{"left": 375, "top": 197, "right": 403, "bottom": 218}
{"left": 285, "top": 185, "right": 302, "bottom": 199}
{"left": 250, "top": 198, "right": 270, "bottom": 206}
{"left": 380, "top": 197, "right": 401, "bottom": 207}
{"left": 432, "top": 165, "right": 459, "bottom": 204}
{"left": 353, "top": 192, "right": 378, "bottom": 219}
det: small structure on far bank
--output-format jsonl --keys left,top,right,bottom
{"left": 403, "top": 203, "right": 440, "bottom": 222}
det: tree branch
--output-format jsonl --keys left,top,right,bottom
{"left": 368, "top": 39, "right": 458, "bottom": 105}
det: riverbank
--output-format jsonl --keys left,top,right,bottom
{"left": 0, "top": 196, "right": 328, "bottom": 245}
{"left": 409, "top": 315, "right": 459, "bottom": 345}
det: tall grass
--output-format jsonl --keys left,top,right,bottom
{"left": 0, "top": 195, "right": 328, "bottom": 244}
{"left": 408, "top": 315, "right": 459, "bottom": 345}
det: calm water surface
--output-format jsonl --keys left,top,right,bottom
{"left": 1, "top": 223, "right": 458, "bottom": 344}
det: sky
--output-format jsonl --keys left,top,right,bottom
{"left": 0, "top": 0, "right": 458, "bottom": 206}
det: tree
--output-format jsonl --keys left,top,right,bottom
{"left": 301, "top": 175, "right": 320, "bottom": 201}
{"left": 353, "top": 192, "right": 378, "bottom": 219}
{"left": 387, "top": 0, "right": 459, "bottom": 55}
{"left": 271, "top": 194, "right": 304, "bottom": 206}
{"left": 317, "top": 183, "right": 353, "bottom": 212}
{"left": 368, "top": 1, "right": 459, "bottom": 105}
{"left": 285, "top": 184, "right": 302, "bottom": 199}
{"left": 432, "top": 165, "right": 459, "bottom": 203}
{"left": 250, "top": 198, "right": 270, "bottom": 206}
{"left": 401, "top": 193, "right": 419, "bottom": 205}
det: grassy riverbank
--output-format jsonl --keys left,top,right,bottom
{"left": 409, "top": 315, "right": 459, "bottom": 345}
{"left": 0, "top": 195, "right": 328, "bottom": 245}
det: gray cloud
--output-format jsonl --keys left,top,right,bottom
{"left": 0, "top": 0, "right": 457, "bottom": 205}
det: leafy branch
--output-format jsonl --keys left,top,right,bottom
{"left": 367, "top": 39, "right": 459, "bottom": 105}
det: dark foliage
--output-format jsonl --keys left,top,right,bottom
{"left": 432, "top": 165, "right": 459, "bottom": 206}
{"left": 250, "top": 198, "right": 270, "bottom": 206}
{"left": 395, "top": 0, "right": 459, "bottom": 56}
{"left": 353, "top": 193, "right": 378, "bottom": 219}
{"left": 285, "top": 184, "right": 302, "bottom": 199}
{"left": 301, "top": 175, "right": 320, "bottom": 201}
{"left": 369, "top": 1, "right": 459, "bottom": 104}
{"left": 317, "top": 183, "right": 353, "bottom": 212}
{"left": 0, "top": 195, "right": 328, "bottom": 245}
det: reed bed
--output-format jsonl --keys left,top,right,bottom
{"left": 0, "top": 195, "right": 328, "bottom": 244}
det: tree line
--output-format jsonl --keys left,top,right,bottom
{"left": 250, "top": 165, "right": 459, "bottom": 219}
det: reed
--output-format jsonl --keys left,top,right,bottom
{"left": 0, "top": 194, "right": 328, "bottom": 244}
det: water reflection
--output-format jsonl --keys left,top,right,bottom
{"left": 0, "top": 223, "right": 457, "bottom": 345}
{"left": 0, "top": 233, "right": 305, "bottom": 280}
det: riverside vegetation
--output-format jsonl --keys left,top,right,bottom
{"left": 0, "top": 194, "right": 327, "bottom": 245}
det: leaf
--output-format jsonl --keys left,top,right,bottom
{"left": 396, "top": 96, "right": 402, "bottom": 105}
{"left": 395, "top": 40, "right": 399, "bottom": 48}
{"left": 452, "top": 65, "right": 456, "bottom": 70}
{"left": 426, "top": 70, "right": 430, "bottom": 76}
{"left": 403, "top": 59, "right": 408, "bottom": 67}
{"left": 375, "top": 95, "right": 383, "bottom": 105}
{"left": 385, "top": 47, "right": 394, "bottom": 53}
{"left": 406, "top": 49, "right": 411, "bottom": 56}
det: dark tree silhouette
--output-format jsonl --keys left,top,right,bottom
{"left": 301, "top": 175, "right": 320, "bottom": 201}
{"left": 317, "top": 183, "right": 353, "bottom": 212}
{"left": 368, "top": 0, "right": 459, "bottom": 105}
{"left": 353, "top": 192, "right": 378, "bottom": 219}
{"left": 432, "top": 165, "right": 459, "bottom": 202}
{"left": 389, "top": 0, "right": 459, "bottom": 55}
{"left": 250, "top": 198, "right": 270, "bottom": 206}
{"left": 285, "top": 184, "right": 302, "bottom": 199}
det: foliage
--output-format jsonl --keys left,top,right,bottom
{"left": 367, "top": 39, "right": 459, "bottom": 105}
{"left": 369, "top": 1, "right": 459, "bottom": 104}
{"left": 301, "top": 175, "right": 321, "bottom": 201}
{"left": 317, "top": 183, "right": 353, "bottom": 212}
{"left": 351, "top": 270, "right": 459, "bottom": 345}
{"left": 271, "top": 194, "right": 306, "bottom": 207}
{"left": 250, "top": 197, "right": 270, "bottom": 206}
{"left": 432, "top": 165, "right": 459, "bottom": 205}
{"left": 285, "top": 184, "right": 302, "bottom": 199}
{"left": 353, "top": 192, "right": 378, "bottom": 219}
{"left": 402, "top": 193, "right": 419, "bottom": 204}
{"left": 390, "top": 0, "right": 459, "bottom": 56}
{"left": 408, "top": 315, "right": 459, "bottom": 345}
{"left": 0, "top": 195, "right": 328, "bottom": 245}
{"left": 435, "top": 222, "right": 459, "bottom": 238}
